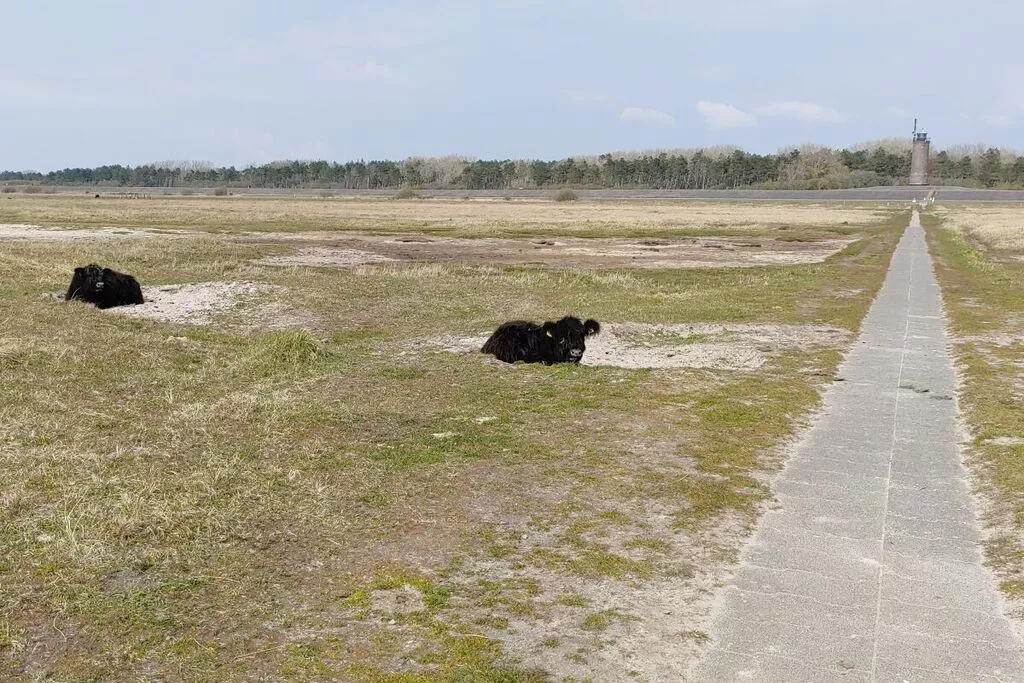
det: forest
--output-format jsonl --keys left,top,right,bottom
{"left": 3, "top": 144, "right": 1023, "bottom": 191}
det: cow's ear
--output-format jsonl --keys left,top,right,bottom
{"left": 584, "top": 319, "right": 601, "bottom": 336}
{"left": 542, "top": 322, "right": 556, "bottom": 338}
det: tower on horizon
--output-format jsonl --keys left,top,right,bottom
{"left": 909, "top": 119, "right": 930, "bottom": 186}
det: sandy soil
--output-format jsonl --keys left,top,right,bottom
{"left": 0, "top": 223, "right": 191, "bottom": 241}
{"left": 983, "top": 436, "right": 1024, "bottom": 446}
{"left": 449, "top": 513, "right": 733, "bottom": 681}
{"left": 408, "top": 322, "right": 851, "bottom": 371}
{"left": 253, "top": 247, "right": 396, "bottom": 268}
{"left": 106, "top": 282, "right": 279, "bottom": 325}
{"left": 244, "top": 233, "right": 854, "bottom": 270}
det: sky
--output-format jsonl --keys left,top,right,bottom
{"left": 3, "top": 0, "right": 1023, "bottom": 171}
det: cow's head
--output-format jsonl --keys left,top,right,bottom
{"left": 542, "top": 316, "right": 601, "bottom": 363}
{"left": 75, "top": 264, "right": 107, "bottom": 292}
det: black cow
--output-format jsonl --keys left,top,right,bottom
{"left": 65, "top": 264, "right": 144, "bottom": 309}
{"left": 481, "top": 316, "right": 600, "bottom": 365}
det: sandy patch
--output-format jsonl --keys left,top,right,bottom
{"left": 341, "top": 452, "right": 755, "bottom": 681}
{"left": 982, "top": 436, "right": 1024, "bottom": 447}
{"left": 370, "top": 584, "right": 427, "bottom": 616}
{"left": 958, "top": 333, "right": 1024, "bottom": 347}
{"left": 459, "top": 512, "right": 729, "bottom": 681}
{"left": 252, "top": 247, "right": 395, "bottom": 268}
{"left": 333, "top": 448, "right": 746, "bottom": 681}
{"left": 408, "top": 322, "right": 851, "bottom": 370}
{"left": 0, "top": 223, "right": 191, "bottom": 241}
{"left": 110, "top": 282, "right": 279, "bottom": 325}
{"left": 241, "top": 233, "right": 854, "bottom": 270}
{"left": 51, "top": 282, "right": 316, "bottom": 329}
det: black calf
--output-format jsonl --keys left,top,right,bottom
{"left": 65, "top": 264, "right": 144, "bottom": 309}
{"left": 481, "top": 316, "right": 600, "bottom": 365}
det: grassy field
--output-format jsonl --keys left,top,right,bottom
{"left": 0, "top": 197, "right": 906, "bottom": 680}
{"left": 0, "top": 194, "right": 893, "bottom": 238}
{"left": 922, "top": 206, "right": 1024, "bottom": 613}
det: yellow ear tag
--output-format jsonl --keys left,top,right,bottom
{"left": 545, "top": 330, "right": 553, "bottom": 337}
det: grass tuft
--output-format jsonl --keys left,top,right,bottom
{"left": 242, "top": 330, "right": 336, "bottom": 377}
{"left": 394, "top": 186, "right": 422, "bottom": 200}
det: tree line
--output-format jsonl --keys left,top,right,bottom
{"left": 4, "top": 146, "right": 1024, "bottom": 190}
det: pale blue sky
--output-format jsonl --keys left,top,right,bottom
{"left": 3, "top": 0, "right": 1021, "bottom": 170}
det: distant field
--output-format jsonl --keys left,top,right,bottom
{"left": 0, "top": 197, "right": 906, "bottom": 680}
{"left": 0, "top": 194, "right": 896, "bottom": 238}
{"left": 6, "top": 185, "right": 1024, "bottom": 202}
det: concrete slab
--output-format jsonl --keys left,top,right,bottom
{"left": 734, "top": 564, "right": 878, "bottom": 607}
{"left": 689, "top": 212, "right": 1024, "bottom": 681}
{"left": 696, "top": 648, "right": 872, "bottom": 682}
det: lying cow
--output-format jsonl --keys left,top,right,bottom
{"left": 65, "top": 264, "right": 144, "bottom": 309}
{"left": 481, "top": 316, "right": 600, "bottom": 365}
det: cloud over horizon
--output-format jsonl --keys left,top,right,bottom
{"left": 696, "top": 101, "right": 757, "bottom": 130}
{"left": 620, "top": 107, "right": 675, "bottom": 125}
{"left": 753, "top": 101, "right": 846, "bottom": 124}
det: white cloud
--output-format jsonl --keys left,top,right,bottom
{"left": 620, "top": 107, "right": 675, "bottom": 125}
{"left": 980, "top": 113, "right": 1014, "bottom": 127}
{"left": 564, "top": 88, "right": 611, "bottom": 106}
{"left": 228, "top": 6, "right": 462, "bottom": 86}
{"left": 753, "top": 100, "right": 846, "bottom": 124}
{"left": 695, "top": 100, "right": 756, "bottom": 130}
{"left": 885, "top": 106, "right": 911, "bottom": 119}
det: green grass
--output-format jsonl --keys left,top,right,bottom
{"left": 0, "top": 202, "right": 907, "bottom": 680}
{"left": 555, "top": 594, "right": 590, "bottom": 608}
{"left": 580, "top": 609, "right": 635, "bottom": 632}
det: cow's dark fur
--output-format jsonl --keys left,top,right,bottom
{"left": 481, "top": 316, "right": 600, "bottom": 365}
{"left": 65, "top": 264, "right": 144, "bottom": 309}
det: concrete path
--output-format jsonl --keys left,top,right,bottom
{"left": 691, "top": 212, "right": 1024, "bottom": 682}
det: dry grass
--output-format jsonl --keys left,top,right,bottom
{"left": 933, "top": 204, "right": 1024, "bottom": 253}
{"left": 1, "top": 194, "right": 892, "bottom": 239}
{"left": 923, "top": 208, "right": 1024, "bottom": 622}
{"left": 0, "top": 199, "right": 907, "bottom": 680}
